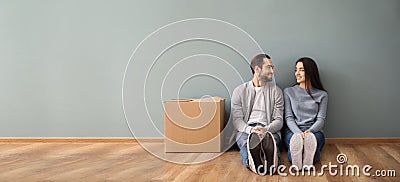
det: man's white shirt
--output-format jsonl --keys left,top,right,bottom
{"left": 248, "top": 86, "right": 268, "bottom": 126}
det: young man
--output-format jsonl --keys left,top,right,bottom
{"left": 231, "top": 54, "right": 284, "bottom": 175}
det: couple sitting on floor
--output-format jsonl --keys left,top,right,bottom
{"left": 231, "top": 54, "right": 328, "bottom": 175}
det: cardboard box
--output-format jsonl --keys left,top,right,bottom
{"left": 164, "top": 96, "right": 225, "bottom": 152}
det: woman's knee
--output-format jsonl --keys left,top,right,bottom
{"left": 284, "top": 131, "right": 294, "bottom": 146}
{"left": 313, "top": 131, "right": 325, "bottom": 148}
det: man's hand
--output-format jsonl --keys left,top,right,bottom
{"left": 250, "top": 126, "right": 267, "bottom": 138}
{"left": 254, "top": 126, "right": 267, "bottom": 133}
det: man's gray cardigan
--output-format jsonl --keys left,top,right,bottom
{"left": 231, "top": 81, "right": 284, "bottom": 138}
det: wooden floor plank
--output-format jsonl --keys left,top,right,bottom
{"left": 0, "top": 142, "right": 398, "bottom": 181}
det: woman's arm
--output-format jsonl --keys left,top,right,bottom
{"left": 284, "top": 89, "right": 303, "bottom": 133}
{"left": 308, "top": 93, "right": 328, "bottom": 133}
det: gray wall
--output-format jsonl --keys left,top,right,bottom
{"left": 0, "top": 0, "right": 399, "bottom": 138}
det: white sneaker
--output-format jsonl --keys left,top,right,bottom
{"left": 303, "top": 133, "right": 317, "bottom": 168}
{"left": 289, "top": 133, "right": 303, "bottom": 170}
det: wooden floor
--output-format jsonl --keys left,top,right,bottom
{"left": 0, "top": 141, "right": 398, "bottom": 181}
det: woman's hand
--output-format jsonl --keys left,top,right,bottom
{"left": 300, "top": 132, "right": 306, "bottom": 138}
{"left": 300, "top": 130, "right": 311, "bottom": 138}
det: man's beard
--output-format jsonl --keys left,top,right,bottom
{"left": 258, "top": 73, "right": 273, "bottom": 82}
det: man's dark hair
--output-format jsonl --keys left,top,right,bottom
{"left": 250, "top": 54, "right": 270, "bottom": 74}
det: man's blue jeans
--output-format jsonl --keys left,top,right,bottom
{"left": 236, "top": 123, "right": 281, "bottom": 168}
{"left": 283, "top": 131, "right": 325, "bottom": 164}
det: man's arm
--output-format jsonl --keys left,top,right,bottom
{"left": 266, "top": 86, "right": 284, "bottom": 133}
{"left": 231, "top": 87, "right": 252, "bottom": 134}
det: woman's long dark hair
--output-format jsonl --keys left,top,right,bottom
{"left": 295, "top": 57, "right": 326, "bottom": 98}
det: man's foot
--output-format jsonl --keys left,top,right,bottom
{"left": 247, "top": 132, "right": 265, "bottom": 175}
{"left": 289, "top": 133, "right": 303, "bottom": 170}
{"left": 303, "top": 133, "right": 317, "bottom": 168}
{"left": 262, "top": 132, "right": 277, "bottom": 174}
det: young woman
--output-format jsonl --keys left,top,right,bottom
{"left": 283, "top": 57, "right": 328, "bottom": 170}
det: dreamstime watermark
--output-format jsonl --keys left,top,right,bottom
{"left": 255, "top": 153, "right": 396, "bottom": 178}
